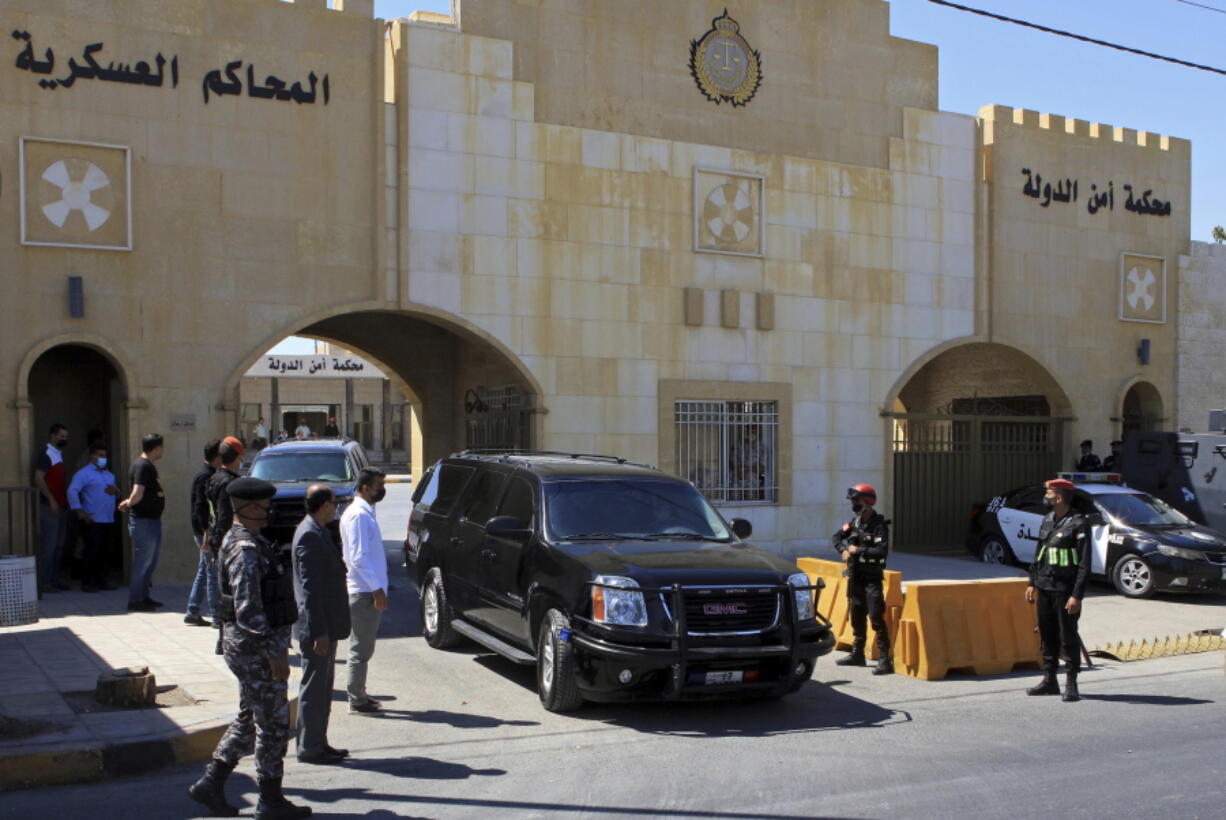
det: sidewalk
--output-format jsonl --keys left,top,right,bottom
{"left": 0, "top": 584, "right": 298, "bottom": 791}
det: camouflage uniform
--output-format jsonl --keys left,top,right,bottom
{"left": 212, "top": 522, "right": 294, "bottom": 780}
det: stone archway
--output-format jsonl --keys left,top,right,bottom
{"left": 1121, "top": 380, "right": 1164, "bottom": 437}
{"left": 23, "top": 342, "right": 131, "bottom": 581}
{"left": 224, "top": 306, "right": 543, "bottom": 479}
{"left": 886, "top": 342, "right": 1073, "bottom": 552}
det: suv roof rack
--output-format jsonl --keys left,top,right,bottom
{"left": 453, "top": 449, "right": 658, "bottom": 471}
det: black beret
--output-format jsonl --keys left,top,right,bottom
{"left": 227, "top": 476, "right": 276, "bottom": 501}
{"left": 1080, "top": 439, "right": 1093, "bottom": 448}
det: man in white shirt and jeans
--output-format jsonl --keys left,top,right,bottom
{"left": 340, "top": 467, "right": 388, "bottom": 714}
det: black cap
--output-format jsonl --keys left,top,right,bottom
{"left": 1110, "top": 440, "right": 1122, "bottom": 447}
{"left": 227, "top": 476, "right": 276, "bottom": 501}
{"left": 1080, "top": 439, "right": 1093, "bottom": 448}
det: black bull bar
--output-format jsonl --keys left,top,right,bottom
{"left": 570, "top": 580, "right": 833, "bottom": 698}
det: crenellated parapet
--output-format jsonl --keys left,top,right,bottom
{"left": 979, "top": 104, "right": 1190, "bottom": 157}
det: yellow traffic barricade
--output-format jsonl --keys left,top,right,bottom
{"left": 796, "top": 557, "right": 903, "bottom": 661}
{"left": 893, "top": 578, "right": 1041, "bottom": 680}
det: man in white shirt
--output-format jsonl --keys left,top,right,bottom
{"left": 339, "top": 467, "right": 388, "bottom": 714}
{"left": 294, "top": 418, "right": 312, "bottom": 440}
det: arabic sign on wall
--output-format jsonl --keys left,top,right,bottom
{"left": 1020, "top": 168, "right": 1172, "bottom": 217}
{"left": 20, "top": 137, "right": 132, "bottom": 250}
{"left": 246, "top": 355, "right": 385, "bottom": 380}
{"left": 10, "top": 30, "right": 330, "bottom": 106}
{"left": 1119, "top": 253, "right": 1166, "bottom": 324}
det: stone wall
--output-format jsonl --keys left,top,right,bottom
{"left": 1177, "top": 242, "right": 1226, "bottom": 432}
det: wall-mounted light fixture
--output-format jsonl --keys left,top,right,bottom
{"left": 68, "top": 276, "right": 84, "bottom": 318}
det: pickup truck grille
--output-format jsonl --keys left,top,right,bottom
{"left": 665, "top": 588, "right": 781, "bottom": 635}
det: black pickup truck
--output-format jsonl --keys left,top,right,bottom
{"left": 403, "top": 451, "right": 834, "bottom": 712}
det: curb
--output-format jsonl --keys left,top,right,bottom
{"left": 384, "top": 475, "right": 412, "bottom": 484}
{"left": 0, "top": 699, "right": 298, "bottom": 792}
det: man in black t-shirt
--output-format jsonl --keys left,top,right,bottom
{"left": 118, "top": 434, "right": 167, "bottom": 612}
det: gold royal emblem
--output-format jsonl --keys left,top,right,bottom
{"left": 689, "top": 9, "right": 762, "bottom": 107}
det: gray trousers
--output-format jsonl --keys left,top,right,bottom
{"left": 297, "top": 638, "right": 337, "bottom": 756}
{"left": 347, "top": 592, "right": 382, "bottom": 705}
{"left": 38, "top": 505, "right": 68, "bottom": 587}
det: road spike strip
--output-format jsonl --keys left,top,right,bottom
{"left": 1093, "top": 631, "right": 1226, "bottom": 662}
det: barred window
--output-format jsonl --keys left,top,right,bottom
{"left": 675, "top": 400, "right": 778, "bottom": 504}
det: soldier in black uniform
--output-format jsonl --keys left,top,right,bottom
{"left": 832, "top": 483, "right": 892, "bottom": 675}
{"left": 205, "top": 437, "right": 246, "bottom": 654}
{"left": 189, "top": 477, "right": 311, "bottom": 820}
{"left": 1025, "top": 477, "right": 1092, "bottom": 703}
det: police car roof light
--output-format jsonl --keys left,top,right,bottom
{"left": 1056, "top": 471, "right": 1122, "bottom": 485}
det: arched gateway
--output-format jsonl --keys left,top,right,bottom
{"left": 886, "top": 342, "right": 1074, "bottom": 552}
{"left": 225, "top": 307, "right": 543, "bottom": 480}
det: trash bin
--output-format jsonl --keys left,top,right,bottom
{"left": 0, "top": 555, "right": 38, "bottom": 626}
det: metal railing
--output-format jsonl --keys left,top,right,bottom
{"left": 675, "top": 400, "right": 779, "bottom": 504}
{"left": 0, "top": 487, "right": 39, "bottom": 557}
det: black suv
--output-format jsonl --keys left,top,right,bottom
{"left": 248, "top": 438, "right": 370, "bottom": 543}
{"left": 404, "top": 451, "right": 834, "bottom": 712}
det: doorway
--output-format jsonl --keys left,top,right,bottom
{"left": 27, "top": 344, "right": 127, "bottom": 584}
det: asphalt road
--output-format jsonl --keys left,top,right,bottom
{"left": 3, "top": 486, "right": 1223, "bottom": 820}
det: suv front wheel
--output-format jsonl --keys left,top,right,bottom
{"left": 422, "top": 568, "right": 463, "bottom": 648}
{"left": 537, "top": 609, "right": 583, "bottom": 713}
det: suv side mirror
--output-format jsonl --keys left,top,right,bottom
{"left": 730, "top": 518, "right": 752, "bottom": 540}
{"left": 485, "top": 515, "right": 531, "bottom": 541}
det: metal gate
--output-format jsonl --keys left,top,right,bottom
{"left": 464, "top": 385, "right": 533, "bottom": 451}
{"left": 889, "top": 410, "right": 1068, "bottom": 552}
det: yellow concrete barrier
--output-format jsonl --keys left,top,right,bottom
{"left": 894, "top": 578, "right": 1041, "bottom": 680}
{"left": 796, "top": 558, "right": 903, "bottom": 661}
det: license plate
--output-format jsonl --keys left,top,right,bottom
{"left": 704, "top": 670, "right": 743, "bottom": 685}
{"left": 1221, "top": 568, "right": 1226, "bottom": 580}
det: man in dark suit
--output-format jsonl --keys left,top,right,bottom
{"left": 292, "top": 484, "right": 352, "bottom": 764}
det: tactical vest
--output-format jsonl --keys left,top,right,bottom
{"left": 1032, "top": 512, "right": 1089, "bottom": 589}
{"left": 219, "top": 540, "right": 298, "bottom": 629}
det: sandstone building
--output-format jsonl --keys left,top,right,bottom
{"left": 2, "top": 0, "right": 1212, "bottom": 581}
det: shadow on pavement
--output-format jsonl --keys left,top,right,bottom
{"left": 1079, "top": 693, "right": 1215, "bottom": 705}
{"left": 578, "top": 680, "right": 909, "bottom": 738}
{"left": 371, "top": 708, "right": 538, "bottom": 728}
{"left": 286, "top": 789, "right": 851, "bottom": 820}
{"left": 337, "top": 755, "right": 506, "bottom": 780}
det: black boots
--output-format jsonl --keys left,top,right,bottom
{"left": 255, "top": 776, "right": 313, "bottom": 820}
{"left": 872, "top": 655, "right": 893, "bottom": 676}
{"left": 188, "top": 758, "right": 239, "bottom": 817}
{"left": 1063, "top": 674, "right": 1080, "bottom": 702}
{"left": 835, "top": 650, "right": 866, "bottom": 667}
{"left": 1027, "top": 671, "right": 1061, "bottom": 696}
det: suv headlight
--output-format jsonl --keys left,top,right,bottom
{"left": 787, "top": 572, "right": 815, "bottom": 620}
{"left": 1158, "top": 544, "right": 1206, "bottom": 561}
{"left": 591, "top": 576, "right": 648, "bottom": 627}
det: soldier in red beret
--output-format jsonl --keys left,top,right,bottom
{"left": 1025, "top": 478, "right": 1093, "bottom": 702}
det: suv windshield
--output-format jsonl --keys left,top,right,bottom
{"left": 251, "top": 452, "right": 352, "bottom": 483}
{"left": 544, "top": 479, "right": 731, "bottom": 542}
{"left": 1095, "top": 492, "right": 1191, "bottom": 527}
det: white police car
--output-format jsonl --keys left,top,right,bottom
{"left": 968, "top": 473, "right": 1226, "bottom": 598}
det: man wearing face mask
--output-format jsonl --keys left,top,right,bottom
{"left": 292, "top": 484, "right": 351, "bottom": 763}
{"left": 1025, "top": 477, "right": 1092, "bottom": 703}
{"left": 66, "top": 441, "right": 119, "bottom": 592}
{"left": 190, "top": 476, "right": 310, "bottom": 820}
{"left": 33, "top": 423, "right": 72, "bottom": 593}
{"left": 340, "top": 467, "right": 388, "bottom": 715}
{"left": 832, "top": 483, "right": 892, "bottom": 675}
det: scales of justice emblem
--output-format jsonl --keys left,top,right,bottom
{"left": 689, "top": 9, "right": 763, "bottom": 107}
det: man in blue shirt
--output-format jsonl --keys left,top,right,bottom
{"left": 67, "top": 441, "right": 119, "bottom": 592}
